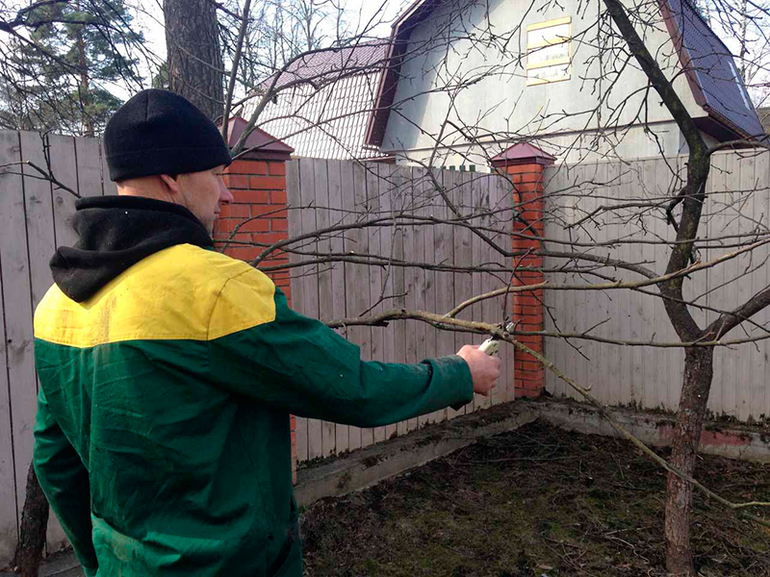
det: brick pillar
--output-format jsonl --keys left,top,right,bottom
{"left": 215, "top": 159, "right": 292, "bottom": 297}
{"left": 214, "top": 118, "right": 298, "bottom": 481}
{"left": 491, "top": 143, "right": 555, "bottom": 399}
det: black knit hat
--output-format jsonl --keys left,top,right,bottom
{"left": 104, "top": 89, "right": 232, "bottom": 182}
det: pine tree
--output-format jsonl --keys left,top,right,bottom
{"left": 0, "top": 0, "right": 144, "bottom": 135}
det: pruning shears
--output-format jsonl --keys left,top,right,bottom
{"left": 478, "top": 318, "right": 516, "bottom": 357}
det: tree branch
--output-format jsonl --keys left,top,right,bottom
{"left": 325, "top": 309, "right": 769, "bottom": 525}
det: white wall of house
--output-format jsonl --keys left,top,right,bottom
{"left": 382, "top": 0, "right": 706, "bottom": 164}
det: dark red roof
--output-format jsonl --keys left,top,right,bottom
{"left": 226, "top": 117, "right": 294, "bottom": 156}
{"left": 264, "top": 41, "right": 389, "bottom": 92}
{"left": 491, "top": 142, "right": 556, "bottom": 166}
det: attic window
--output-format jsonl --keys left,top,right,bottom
{"left": 526, "top": 17, "right": 572, "bottom": 86}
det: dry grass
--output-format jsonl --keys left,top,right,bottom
{"left": 301, "top": 420, "right": 770, "bottom": 576}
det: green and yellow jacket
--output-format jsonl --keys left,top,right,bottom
{"left": 33, "top": 196, "right": 474, "bottom": 576}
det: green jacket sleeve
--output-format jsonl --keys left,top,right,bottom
{"left": 208, "top": 280, "right": 474, "bottom": 427}
{"left": 33, "top": 388, "right": 98, "bottom": 577}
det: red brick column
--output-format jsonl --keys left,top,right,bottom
{"left": 214, "top": 118, "right": 297, "bottom": 480}
{"left": 491, "top": 144, "right": 555, "bottom": 399}
{"left": 215, "top": 159, "right": 292, "bottom": 297}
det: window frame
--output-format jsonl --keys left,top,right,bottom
{"left": 526, "top": 16, "right": 573, "bottom": 86}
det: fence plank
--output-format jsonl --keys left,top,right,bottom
{"left": 347, "top": 160, "right": 369, "bottom": 449}
{"left": 0, "top": 130, "right": 37, "bottom": 547}
{"left": 655, "top": 159, "right": 679, "bottom": 412}
{"left": 470, "top": 171, "right": 489, "bottom": 412}
{"left": 367, "top": 163, "right": 388, "bottom": 442}
{"left": 641, "top": 159, "right": 659, "bottom": 410}
{"left": 378, "top": 166, "right": 400, "bottom": 438}
{"left": 736, "top": 154, "right": 756, "bottom": 422}
{"left": 48, "top": 135, "right": 79, "bottom": 251}
{"left": 0, "top": 131, "right": 24, "bottom": 563}
{"left": 286, "top": 160, "right": 308, "bottom": 463}
{"left": 75, "top": 136, "right": 105, "bottom": 199}
{"left": 357, "top": 160, "right": 376, "bottom": 448}
{"left": 327, "top": 159, "right": 349, "bottom": 455}
{"left": 439, "top": 169, "right": 462, "bottom": 421}
{"left": 433, "top": 169, "right": 454, "bottom": 419}
{"left": 542, "top": 165, "right": 564, "bottom": 399}
{"left": 758, "top": 151, "right": 770, "bottom": 421}
{"left": 402, "top": 168, "right": 421, "bottom": 431}
{"left": 19, "top": 132, "right": 56, "bottom": 310}
{"left": 709, "top": 153, "right": 728, "bottom": 418}
{"left": 671, "top": 157, "right": 688, "bottom": 410}
{"left": 297, "top": 159, "right": 323, "bottom": 460}
{"left": 0, "top": 248, "right": 16, "bottom": 563}
{"left": 721, "top": 152, "right": 739, "bottom": 418}
{"left": 313, "top": 160, "right": 336, "bottom": 457}
{"left": 392, "top": 168, "right": 410, "bottom": 437}
{"left": 488, "top": 172, "right": 511, "bottom": 405}
{"left": 452, "top": 169, "right": 474, "bottom": 415}
{"left": 499, "top": 172, "right": 515, "bottom": 403}
{"left": 415, "top": 170, "right": 436, "bottom": 427}
{"left": 100, "top": 140, "right": 117, "bottom": 196}
{"left": 626, "top": 163, "right": 645, "bottom": 407}
{"left": 412, "top": 169, "right": 429, "bottom": 427}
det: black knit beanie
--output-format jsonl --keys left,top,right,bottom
{"left": 104, "top": 89, "right": 232, "bottom": 182}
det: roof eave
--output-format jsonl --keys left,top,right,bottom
{"left": 365, "top": 0, "right": 439, "bottom": 148}
{"left": 657, "top": 0, "right": 761, "bottom": 142}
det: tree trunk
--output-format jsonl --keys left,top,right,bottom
{"left": 13, "top": 462, "right": 50, "bottom": 577}
{"left": 163, "top": 0, "right": 224, "bottom": 120}
{"left": 665, "top": 345, "right": 714, "bottom": 576}
{"left": 75, "top": 20, "right": 94, "bottom": 138}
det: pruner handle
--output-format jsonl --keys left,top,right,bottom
{"left": 479, "top": 337, "right": 501, "bottom": 357}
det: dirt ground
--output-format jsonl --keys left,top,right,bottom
{"left": 300, "top": 420, "right": 770, "bottom": 577}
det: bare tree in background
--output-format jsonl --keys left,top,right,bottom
{"left": 164, "top": 0, "right": 224, "bottom": 119}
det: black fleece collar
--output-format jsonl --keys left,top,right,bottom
{"left": 50, "top": 196, "right": 213, "bottom": 302}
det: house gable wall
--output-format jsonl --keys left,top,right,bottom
{"left": 381, "top": 0, "right": 705, "bottom": 163}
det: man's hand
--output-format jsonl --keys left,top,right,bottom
{"left": 456, "top": 344, "right": 501, "bottom": 396}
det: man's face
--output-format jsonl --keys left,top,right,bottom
{"left": 176, "top": 165, "right": 233, "bottom": 235}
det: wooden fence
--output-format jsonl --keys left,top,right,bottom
{"left": 543, "top": 150, "right": 770, "bottom": 422}
{"left": 0, "top": 130, "right": 116, "bottom": 563}
{"left": 286, "top": 159, "right": 517, "bottom": 462}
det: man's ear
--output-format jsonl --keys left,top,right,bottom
{"left": 159, "top": 174, "right": 181, "bottom": 195}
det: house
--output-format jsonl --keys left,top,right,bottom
{"left": 240, "top": 41, "right": 391, "bottom": 161}
{"left": 364, "top": 0, "right": 765, "bottom": 167}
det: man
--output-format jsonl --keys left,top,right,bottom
{"left": 32, "top": 89, "right": 500, "bottom": 576}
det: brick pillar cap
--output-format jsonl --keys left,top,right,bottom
{"left": 226, "top": 117, "right": 294, "bottom": 161}
{"left": 490, "top": 142, "right": 556, "bottom": 168}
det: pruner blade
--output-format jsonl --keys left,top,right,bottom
{"left": 478, "top": 317, "right": 514, "bottom": 357}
